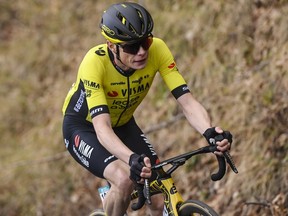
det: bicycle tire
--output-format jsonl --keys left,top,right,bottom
{"left": 178, "top": 200, "right": 219, "bottom": 216}
{"left": 88, "top": 209, "right": 106, "bottom": 216}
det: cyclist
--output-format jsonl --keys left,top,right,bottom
{"left": 62, "top": 2, "right": 232, "bottom": 216}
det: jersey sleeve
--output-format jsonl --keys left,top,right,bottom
{"left": 153, "top": 38, "right": 190, "bottom": 99}
{"left": 78, "top": 46, "right": 110, "bottom": 118}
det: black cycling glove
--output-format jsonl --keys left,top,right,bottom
{"left": 129, "top": 153, "right": 146, "bottom": 183}
{"left": 203, "top": 127, "right": 238, "bottom": 174}
{"left": 203, "top": 127, "right": 233, "bottom": 147}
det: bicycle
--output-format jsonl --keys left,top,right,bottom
{"left": 89, "top": 143, "right": 238, "bottom": 216}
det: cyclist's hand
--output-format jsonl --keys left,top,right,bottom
{"left": 203, "top": 127, "right": 233, "bottom": 155}
{"left": 129, "top": 153, "right": 151, "bottom": 183}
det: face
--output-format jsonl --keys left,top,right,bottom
{"left": 108, "top": 36, "right": 153, "bottom": 70}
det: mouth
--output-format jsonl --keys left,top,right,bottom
{"left": 134, "top": 58, "right": 147, "bottom": 63}
{"left": 132, "top": 58, "right": 148, "bottom": 69}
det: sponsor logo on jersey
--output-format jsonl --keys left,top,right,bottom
{"left": 107, "top": 91, "right": 118, "bottom": 97}
{"left": 182, "top": 85, "right": 189, "bottom": 92}
{"left": 83, "top": 79, "right": 100, "bottom": 89}
{"left": 168, "top": 62, "right": 176, "bottom": 69}
{"left": 95, "top": 46, "right": 106, "bottom": 56}
{"left": 90, "top": 107, "right": 104, "bottom": 116}
{"left": 72, "top": 145, "right": 90, "bottom": 167}
{"left": 141, "top": 134, "right": 157, "bottom": 156}
{"left": 132, "top": 77, "right": 143, "bottom": 84}
{"left": 74, "top": 135, "right": 80, "bottom": 147}
{"left": 121, "top": 83, "right": 150, "bottom": 97}
{"left": 144, "top": 74, "right": 150, "bottom": 79}
{"left": 110, "top": 96, "right": 140, "bottom": 109}
{"left": 74, "top": 135, "right": 94, "bottom": 159}
{"left": 104, "top": 155, "right": 115, "bottom": 163}
{"left": 85, "top": 89, "right": 92, "bottom": 97}
{"left": 74, "top": 89, "right": 86, "bottom": 112}
{"left": 111, "top": 81, "right": 125, "bottom": 86}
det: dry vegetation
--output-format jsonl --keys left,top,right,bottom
{"left": 0, "top": 0, "right": 287, "bottom": 215}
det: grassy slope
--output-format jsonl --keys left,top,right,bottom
{"left": 0, "top": 0, "right": 287, "bottom": 215}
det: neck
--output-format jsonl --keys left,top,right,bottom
{"left": 114, "top": 56, "right": 131, "bottom": 71}
{"left": 108, "top": 49, "right": 135, "bottom": 77}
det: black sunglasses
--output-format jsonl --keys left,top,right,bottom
{"left": 117, "top": 35, "right": 153, "bottom": 55}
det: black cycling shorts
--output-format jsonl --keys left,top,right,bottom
{"left": 62, "top": 115, "right": 159, "bottom": 179}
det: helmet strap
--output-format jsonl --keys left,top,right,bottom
{"left": 115, "top": 45, "right": 122, "bottom": 63}
{"left": 108, "top": 46, "right": 135, "bottom": 77}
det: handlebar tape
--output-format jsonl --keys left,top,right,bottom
{"left": 211, "top": 155, "right": 226, "bottom": 181}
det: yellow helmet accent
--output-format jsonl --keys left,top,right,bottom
{"left": 101, "top": 30, "right": 124, "bottom": 44}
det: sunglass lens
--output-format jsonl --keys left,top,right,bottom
{"left": 123, "top": 45, "right": 139, "bottom": 54}
{"left": 142, "top": 37, "right": 153, "bottom": 50}
{"left": 121, "top": 36, "right": 153, "bottom": 54}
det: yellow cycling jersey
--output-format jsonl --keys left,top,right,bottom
{"left": 62, "top": 38, "right": 190, "bottom": 127}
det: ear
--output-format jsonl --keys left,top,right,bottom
{"left": 107, "top": 41, "right": 117, "bottom": 53}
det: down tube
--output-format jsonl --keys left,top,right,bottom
{"left": 161, "top": 178, "right": 184, "bottom": 216}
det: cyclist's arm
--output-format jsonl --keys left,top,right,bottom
{"left": 92, "top": 113, "right": 133, "bottom": 164}
{"left": 153, "top": 38, "right": 210, "bottom": 131}
{"left": 176, "top": 92, "right": 211, "bottom": 134}
{"left": 177, "top": 93, "right": 231, "bottom": 153}
{"left": 92, "top": 114, "right": 152, "bottom": 179}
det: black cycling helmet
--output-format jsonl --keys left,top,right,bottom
{"left": 100, "top": 2, "right": 154, "bottom": 43}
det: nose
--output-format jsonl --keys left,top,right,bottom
{"left": 137, "top": 46, "right": 146, "bottom": 55}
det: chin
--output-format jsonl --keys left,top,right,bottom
{"left": 134, "top": 65, "right": 146, "bottom": 70}
{"left": 132, "top": 61, "right": 147, "bottom": 70}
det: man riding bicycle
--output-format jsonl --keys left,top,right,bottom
{"left": 62, "top": 2, "right": 232, "bottom": 216}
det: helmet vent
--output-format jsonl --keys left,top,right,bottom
{"left": 116, "top": 29, "right": 127, "bottom": 37}
{"left": 117, "top": 13, "right": 126, "bottom": 24}
{"left": 136, "top": 10, "right": 143, "bottom": 19}
{"left": 128, "top": 24, "right": 137, "bottom": 36}
{"left": 136, "top": 10, "right": 145, "bottom": 33}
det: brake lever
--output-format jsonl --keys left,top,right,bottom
{"left": 214, "top": 134, "right": 238, "bottom": 174}
{"left": 223, "top": 151, "right": 238, "bottom": 174}
{"left": 144, "top": 179, "right": 151, "bottom": 205}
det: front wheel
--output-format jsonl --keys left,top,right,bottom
{"left": 178, "top": 200, "right": 219, "bottom": 216}
{"left": 88, "top": 209, "right": 106, "bottom": 216}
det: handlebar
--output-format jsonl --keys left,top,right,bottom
{"left": 131, "top": 145, "right": 238, "bottom": 211}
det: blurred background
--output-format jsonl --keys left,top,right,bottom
{"left": 0, "top": 0, "right": 287, "bottom": 215}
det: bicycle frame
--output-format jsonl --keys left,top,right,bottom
{"left": 130, "top": 172, "right": 183, "bottom": 215}
{"left": 155, "top": 176, "right": 183, "bottom": 215}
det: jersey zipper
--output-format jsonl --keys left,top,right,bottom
{"left": 114, "top": 76, "right": 131, "bottom": 127}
